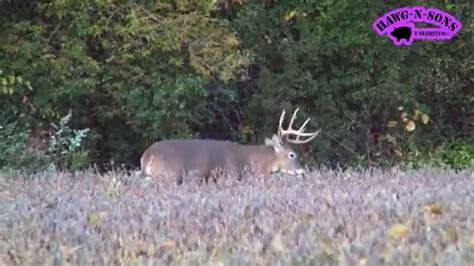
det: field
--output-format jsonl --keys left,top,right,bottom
{"left": 1, "top": 167, "right": 473, "bottom": 265}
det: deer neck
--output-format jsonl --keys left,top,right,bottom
{"left": 238, "top": 145, "right": 277, "bottom": 174}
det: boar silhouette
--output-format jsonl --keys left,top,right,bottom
{"left": 390, "top": 26, "right": 412, "bottom": 42}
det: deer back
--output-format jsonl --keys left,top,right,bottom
{"left": 141, "top": 139, "right": 248, "bottom": 180}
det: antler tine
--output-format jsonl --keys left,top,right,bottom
{"left": 295, "top": 117, "right": 320, "bottom": 136}
{"left": 287, "top": 107, "right": 300, "bottom": 132}
{"left": 277, "top": 108, "right": 321, "bottom": 144}
{"left": 299, "top": 117, "right": 311, "bottom": 133}
{"left": 289, "top": 129, "right": 321, "bottom": 144}
{"left": 277, "top": 109, "right": 286, "bottom": 139}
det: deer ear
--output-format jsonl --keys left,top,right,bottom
{"left": 264, "top": 137, "right": 273, "bottom": 146}
{"left": 270, "top": 134, "right": 284, "bottom": 152}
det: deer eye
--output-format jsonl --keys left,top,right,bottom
{"left": 288, "top": 152, "right": 297, "bottom": 159}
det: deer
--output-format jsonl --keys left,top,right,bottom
{"left": 140, "top": 108, "right": 321, "bottom": 184}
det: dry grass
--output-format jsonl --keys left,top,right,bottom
{"left": 1, "top": 167, "right": 473, "bottom": 265}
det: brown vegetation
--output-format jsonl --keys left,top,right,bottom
{"left": 1, "top": 168, "right": 473, "bottom": 265}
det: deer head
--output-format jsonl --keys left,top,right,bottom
{"left": 263, "top": 108, "right": 321, "bottom": 174}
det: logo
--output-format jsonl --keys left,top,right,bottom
{"left": 373, "top": 6, "right": 462, "bottom": 46}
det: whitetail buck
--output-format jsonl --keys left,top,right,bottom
{"left": 140, "top": 108, "right": 320, "bottom": 184}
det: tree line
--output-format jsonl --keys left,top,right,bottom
{"left": 1, "top": 0, "right": 472, "bottom": 173}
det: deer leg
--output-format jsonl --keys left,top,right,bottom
{"left": 209, "top": 168, "right": 223, "bottom": 183}
{"left": 186, "top": 169, "right": 206, "bottom": 185}
{"left": 203, "top": 173, "right": 213, "bottom": 184}
{"left": 211, "top": 172, "right": 218, "bottom": 183}
{"left": 176, "top": 174, "right": 184, "bottom": 185}
{"left": 236, "top": 170, "right": 244, "bottom": 181}
{"left": 174, "top": 169, "right": 187, "bottom": 185}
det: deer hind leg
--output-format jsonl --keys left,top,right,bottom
{"left": 176, "top": 173, "right": 184, "bottom": 185}
{"left": 184, "top": 169, "right": 205, "bottom": 185}
{"left": 202, "top": 171, "right": 215, "bottom": 184}
{"left": 210, "top": 167, "right": 229, "bottom": 183}
{"left": 174, "top": 168, "right": 192, "bottom": 185}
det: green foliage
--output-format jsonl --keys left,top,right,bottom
{"left": 0, "top": 121, "right": 49, "bottom": 173}
{"left": 0, "top": 0, "right": 472, "bottom": 172}
{"left": 47, "top": 111, "right": 90, "bottom": 171}
{"left": 0, "top": 111, "right": 90, "bottom": 173}
{"left": 405, "top": 138, "right": 474, "bottom": 170}
{"left": 1, "top": 0, "right": 247, "bottom": 169}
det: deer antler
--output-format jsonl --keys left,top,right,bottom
{"left": 278, "top": 108, "right": 321, "bottom": 144}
